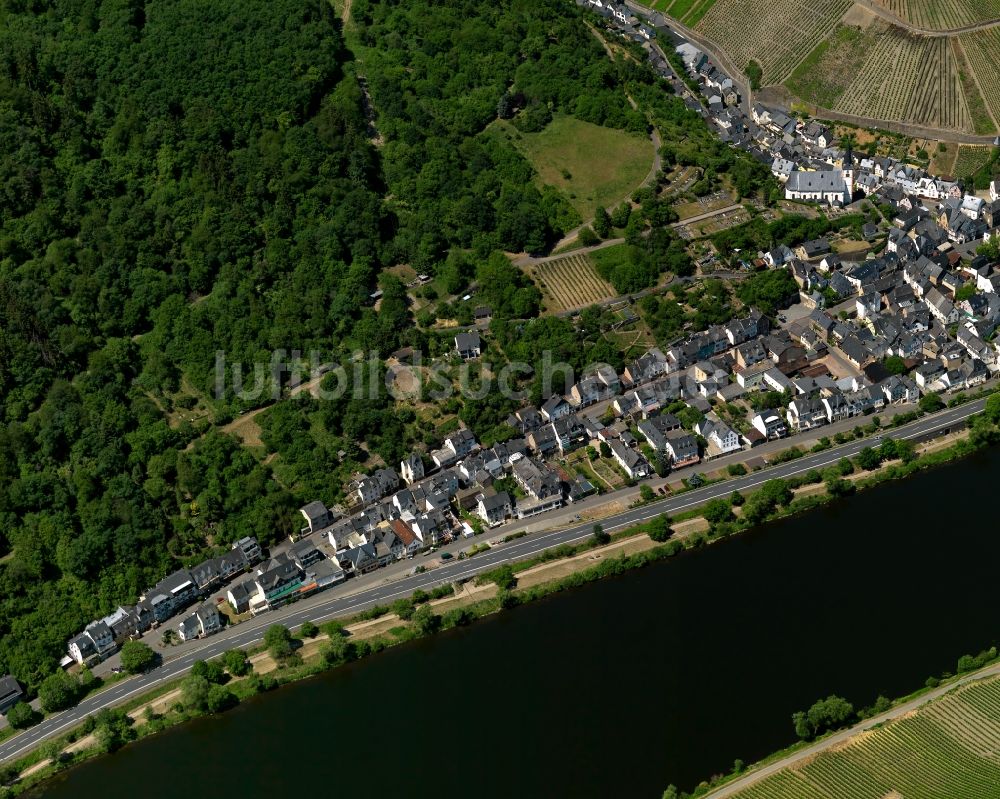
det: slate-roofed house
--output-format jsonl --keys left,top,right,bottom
{"left": 784, "top": 170, "right": 850, "bottom": 205}
{"left": 0, "top": 675, "right": 24, "bottom": 714}
{"left": 67, "top": 618, "right": 117, "bottom": 665}
{"left": 506, "top": 407, "right": 544, "bottom": 434}
{"left": 551, "top": 414, "right": 587, "bottom": 454}
{"left": 177, "top": 603, "right": 222, "bottom": 642}
{"left": 637, "top": 413, "right": 683, "bottom": 452}
{"left": 796, "top": 238, "right": 831, "bottom": 260}
{"left": 351, "top": 467, "right": 400, "bottom": 506}
{"left": 253, "top": 556, "right": 304, "bottom": 610}
{"left": 526, "top": 423, "right": 558, "bottom": 456}
{"left": 289, "top": 539, "right": 323, "bottom": 570}
{"left": 735, "top": 339, "right": 768, "bottom": 369}
{"left": 227, "top": 580, "right": 256, "bottom": 615}
{"left": 702, "top": 420, "right": 741, "bottom": 457}
{"left": 299, "top": 501, "right": 334, "bottom": 535}
{"left": 477, "top": 491, "right": 513, "bottom": 527}
{"left": 540, "top": 394, "right": 571, "bottom": 422}
{"left": 624, "top": 348, "right": 668, "bottom": 385}
{"left": 569, "top": 376, "right": 608, "bottom": 407}
{"left": 607, "top": 438, "right": 651, "bottom": 480}
{"left": 512, "top": 458, "right": 563, "bottom": 500}
{"left": 787, "top": 396, "right": 828, "bottom": 431}
{"left": 454, "top": 331, "right": 482, "bottom": 359}
{"left": 881, "top": 375, "right": 919, "bottom": 404}
{"left": 234, "top": 536, "right": 262, "bottom": 566}
{"left": 725, "top": 308, "right": 768, "bottom": 345}
{"left": 751, "top": 409, "right": 788, "bottom": 440}
{"left": 400, "top": 452, "right": 425, "bottom": 485}
{"left": 664, "top": 431, "right": 700, "bottom": 468}
{"left": 141, "top": 568, "right": 198, "bottom": 623}
{"left": 924, "top": 288, "right": 958, "bottom": 324}
{"left": 333, "top": 542, "right": 378, "bottom": 575}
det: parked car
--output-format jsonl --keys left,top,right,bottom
{"left": 440, "top": 552, "right": 453, "bottom": 561}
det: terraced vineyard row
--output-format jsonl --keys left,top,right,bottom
{"left": 731, "top": 770, "right": 831, "bottom": 799}
{"left": 834, "top": 26, "right": 971, "bottom": 132}
{"left": 906, "top": 35, "right": 970, "bottom": 131}
{"left": 961, "top": 28, "right": 1000, "bottom": 125}
{"left": 872, "top": 0, "right": 1000, "bottom": 30}
{"left": 532, "top": 252, "right": 616, "bottom": 312}
{"left": 694, "top": 0, "right": 852, "bottom": 84}
{"left": 729, "top": 675, "right": 1000, "bottom": 799}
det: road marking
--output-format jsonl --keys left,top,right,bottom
{"left": 0, "top": 398, "right": 985, "bottom": 762}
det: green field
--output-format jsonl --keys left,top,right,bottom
{"left": 730, "top": 674, "right": 1000, "bottom": 799}
{"left": 492, "top": 115, "right": 653, "bottom": 219}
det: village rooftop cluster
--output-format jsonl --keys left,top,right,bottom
{"left": 42, "top": 0, "right": 1000, "bottom": 682}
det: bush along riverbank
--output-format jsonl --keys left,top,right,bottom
{"left": 665, "top": 642, "right": 1000, "bottom": 799}
{"left": 5, "top": 400, "right": 1000, "bottom": 796}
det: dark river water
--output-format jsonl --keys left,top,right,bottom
{"left": 37, "top": 448, "right": 1000, "bottom": 798}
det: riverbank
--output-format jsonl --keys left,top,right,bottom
{"left": 697, "top": 647, "right": 1000, "bottom": 799}
{"left": 5, "top": 400, "right": 1000, "bottom": 796}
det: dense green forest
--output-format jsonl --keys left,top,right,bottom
{"left": 351, "top": 0, "right": 649, "bottom": 266}
{"left": 0, "top": 0, "right": 401, "bottom": 688}
{"left": 0, "top": 0, "right": 781, "bottom": 692}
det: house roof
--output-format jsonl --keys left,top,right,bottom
{"left": 786, "top": 170, "right": 846, "bottom": 194}
{"left": 455, "top": 331, "right": 481, "bottom": 350}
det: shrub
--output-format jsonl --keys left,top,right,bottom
{"left": 299, "top": 621, "right": 319, "bottom": 639}
{"left": 39, "top": 671, "right": 82, "bottom": 713}
{"left": 6, "top": 701, "right": 37, "bottom": 730}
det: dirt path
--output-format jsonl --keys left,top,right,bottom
{"left": 217, "top": 367, "right": 332, "bottom": 446}
{"left": 514, "top": 238, "right": 626, "bottom": 267}
{"left": 854, "top": 0, "right": 1000, "bottom": 36}
{"left": 627, "top": 0, "right": 1000, "bottom": 143}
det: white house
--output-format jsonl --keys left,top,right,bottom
{"left": 702, "top": 420, "right": 741, "bottom": 457}
{"left": 477, "top": 492, "right": 513, "bottom": 527}
{"left": 607, "top": 439, "right": 651, "bottom": 480}
{"left": 751, "top": 410, "right": 787, "bottom": 439}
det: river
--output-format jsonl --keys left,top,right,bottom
{"left": 36, "top": 447, "right": 1000, "bottom": 798}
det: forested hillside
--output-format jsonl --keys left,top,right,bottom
{"left": 0, "top": 0, "right": 775, "bottom": 690}
{"left": 0, "top": 0, "right": 396, "bottom": 687}
{"left": 353, "top": 0, "right": 647, "bottom": 263}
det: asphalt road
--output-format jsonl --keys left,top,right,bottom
{"left": 0, "top": 397, "right": 987, "bottom": 766}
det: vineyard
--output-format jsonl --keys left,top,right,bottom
{"left": 786, "top": 24, "right": 876, "bottom": 109}
{"left": 729, "top": 674, "right": 1000, "bottom": 799}
{"left": 952, "top": 144, "right": 995, "bottom": 177}
{"left": 693, "top": 0, "right": 852, "bottom": 84}
{"left": 811, "top": 23, "right": 973, "bottom": 132}
{"left": 961, "top": 28, "right": 1000, "bottom": 128}
{"left": 529, "top": 252, "right": 617, "bottom": 313}
{"left": 654, "top": 0, "right": 719, "bottom": 25}
{"left": 871, "top": 0, "right": 1000, "bottom": 30}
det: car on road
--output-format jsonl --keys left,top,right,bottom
{"left": 440, "top": 552, "right": 453, "bottom": 561}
